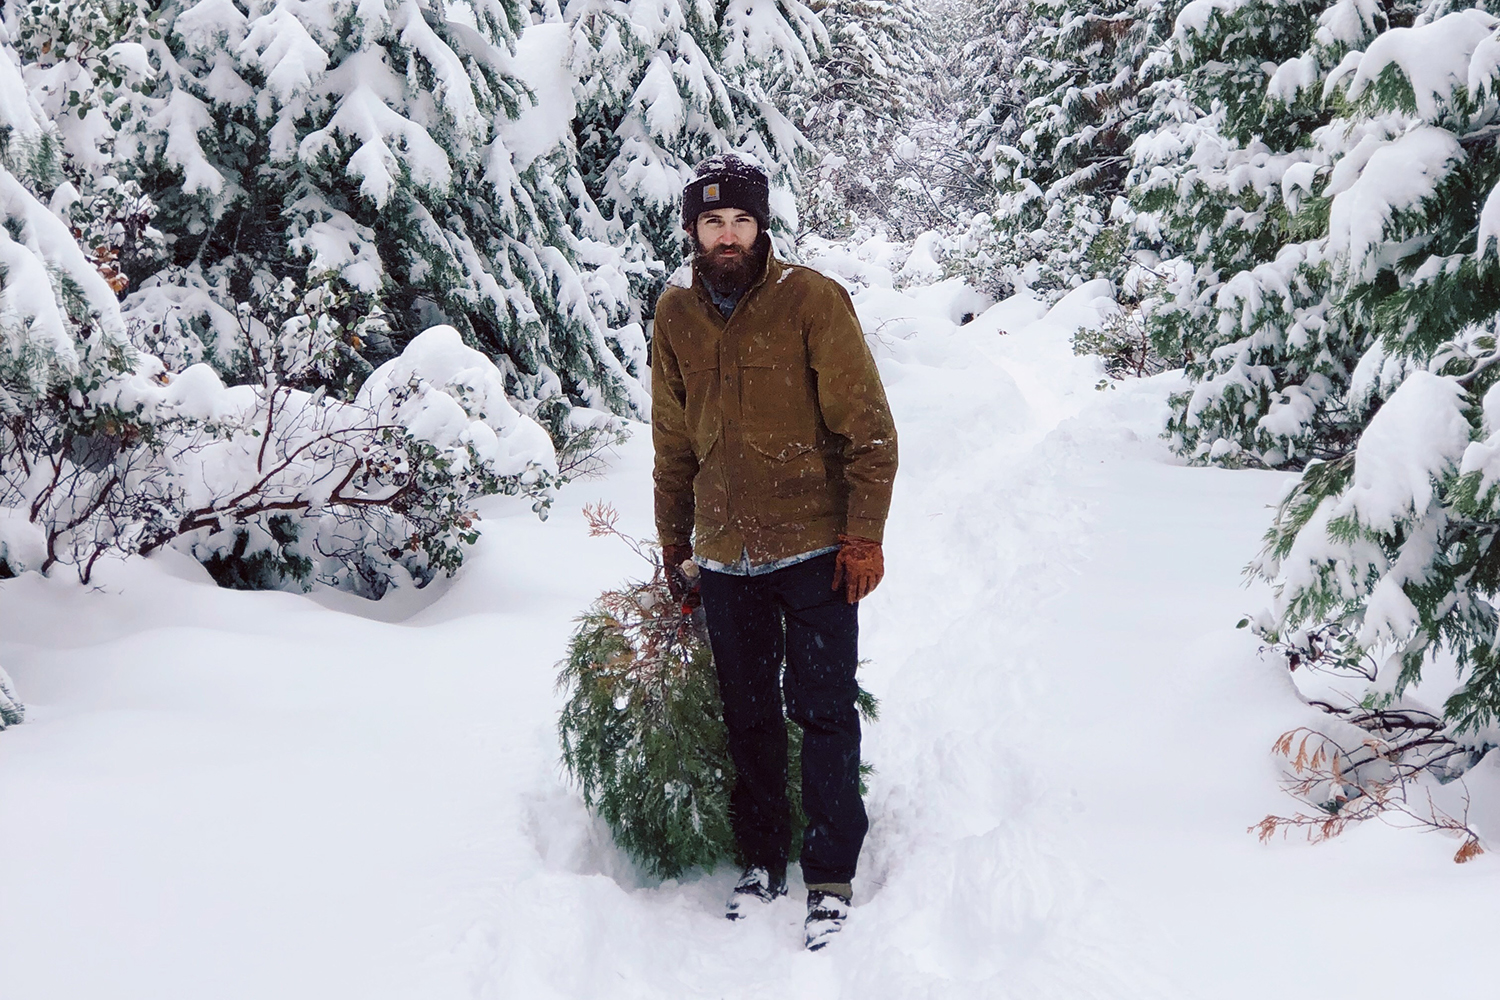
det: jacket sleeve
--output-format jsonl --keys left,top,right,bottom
{"left": 651, "top": 302, "right": 698, "bottom": 547}
{"left": 806, "top": 279, "right": 898, "bottom": 542}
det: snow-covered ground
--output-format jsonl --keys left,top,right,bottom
{"left": 4, "top": 271, "right": 1500, "bottom": 998}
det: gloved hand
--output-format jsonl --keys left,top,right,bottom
{"left": 831, "top": 534, "right": 883, "bottom": 604}
{"left": 661, "top": 542, "right": 696, "bottom": 603}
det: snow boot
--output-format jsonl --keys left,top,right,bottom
{"left": 803, "top": 889, "right": 851, "bottom": 950}
{"left": 725, "top": 864, "right": 786, "bottom": 920}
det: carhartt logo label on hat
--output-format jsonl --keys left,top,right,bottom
{"left": 704, "top": 183, "right": 721, "bottom": 202}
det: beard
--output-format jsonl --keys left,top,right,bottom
{"left": 695, "top": 231, "right": 770, "bottom": 296}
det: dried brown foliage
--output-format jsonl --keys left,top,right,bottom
{"left": 1252, "top": 719, "right": 1483, "bottom": 864}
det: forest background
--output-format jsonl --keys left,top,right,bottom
{"left": 8, "top": 0, "right": 1500, "bottom": 857}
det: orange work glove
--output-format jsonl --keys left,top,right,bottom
{"left": 831, "top": 534, "right": 883, "bottom": 604}
{"left": 661, "top": 542, "right": 696, "bottom": 603}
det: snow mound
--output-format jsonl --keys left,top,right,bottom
{"left": 358, "top": 325, "right": 557, "bottom": 476}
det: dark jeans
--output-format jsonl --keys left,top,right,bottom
{"left": 698, "top": 552, "right": 868, "bottom": 885}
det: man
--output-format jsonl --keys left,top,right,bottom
{"left": 651, "top": 153, "right": 898, "bottom": 951}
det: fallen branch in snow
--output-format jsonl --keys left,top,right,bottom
{"left": 1251, "top": 722, "right": 1485, "bottom": 864}
{"left": 2, "top": 327, "right": 558, "bottom": 596}
{"left": 1249, "top": 616, "right": 1494, "bottom": 862}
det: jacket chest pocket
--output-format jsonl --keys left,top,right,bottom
{"left": 738, "top": 333, "right": 812, "bottom": 430}
{"left": 739, "top": 359, "right": 818, "bottom": 438}
{"left": 738, "top": 331, "right": 806, "bottom": 373}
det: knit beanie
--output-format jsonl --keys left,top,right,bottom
{"left": 681, "top": 153, "right": 771, "bottom": 232}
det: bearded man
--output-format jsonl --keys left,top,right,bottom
{"left": 650, "top": 153, "right": 898, "bottom": 951}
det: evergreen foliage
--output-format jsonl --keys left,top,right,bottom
{"left": 0, "top": 4, "right": 569, "bottom": 596}
{"left": 3, "top": 0, "right": 648, "bottom": 426}
{"left": 1114, "top": 0, "right": 1500, "bottom": 816}
{"left": 1137, "top": 0, "right": 1387, "bottom": 468}
{"left": 1071, "top": 292, "right": 1173, "bottom": 380}
{"left": 566, "top": 0, "right": 820, "bottom": 306}
{"left": 969, "top": 0, "right": 1500, "bottom": 837}
{"left": 0, "top": 0, "right": 654, "bottom": 596}
{"left": 140, "top": 0, "right": 643, "bottom": 422}
{"left": 1248, "top": 4, "right": 1500, "bottom": 743}
{"left": 957, "top": 0, "right": 1028, "bottom": 175}
{"left": 815, "top": 0, "right": 929, "bottom": 120}
{"left": 10, "top": 0, "right": 167, "bottom": 300}
{"left": 797, "top": 0, "right": 950, "bottom": 238}
{"left": 558, "top": 568, "right": 735, "bottom": 878}
{"left": 567, "top": 0, "right": 734, "bottom": 298}
{"left": 952, "top": 0, "right": 1184, "bottom": 298}
{"left": 1019, "top": 0, "right": 1178, "bottom": 202}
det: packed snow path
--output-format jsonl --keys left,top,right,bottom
{"left": 5, "top": 280, "right": 1500, "bottom": 999}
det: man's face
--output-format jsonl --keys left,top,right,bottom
{"left": 693, "top": 208, "right": 761, "bottom": 291}
{"left": 695, "top": 209, "right": 759, "bottom": 258}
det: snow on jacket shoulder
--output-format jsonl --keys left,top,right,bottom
{"left": 651, "top": 250, "right": 898, "bottom": 565}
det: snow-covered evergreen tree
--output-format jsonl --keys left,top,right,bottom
{"left": 9, "top": 0, "right": 167, "bottom": 300}
{"left": 565, "top": 0, "right": 820, "bottom": 308}
{"left": 958, "top": 0, "right": 1029, "bottom": 175}
{"left": 0, "top": 8, "right": 138, "bottom": 399}
{"left": 1250, "top": 6, "right": 1500, "bottom": 754}
{"left": 953, "top": 0, "right": 1183, "bottom": 298}
{"left": 796, "top": 0, "right": 948, "bottom": 238}
{"left": 815, "top": 0, "right": 928, "bottom": 119}
{"left": 1020, "top": 0, "right": 1181, "bottom": 204}
{"left": 567, "top": 0, "right": 731, "bottom": 302}
{"left": 1137, "top": 0, "right": 1385, "bottom": 468}
{"left": 0, "top": 3, "right": 569, "bottom": 597}
{"left": 41, "top": 0, "right": 647, "bottom": 435}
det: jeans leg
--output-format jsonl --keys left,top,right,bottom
{"left": 772, "top": 554, "right": 867, "bottom": 886}
{"left": 698, "top": 567, "right": 790, "bottom": 873}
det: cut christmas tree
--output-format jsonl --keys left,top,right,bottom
{"left": 557, "top": 505, "right": 876, "bottom": 879}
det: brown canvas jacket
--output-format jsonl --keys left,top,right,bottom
{"left": 652, "top": 250, "right": 898, "bottom": 565}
